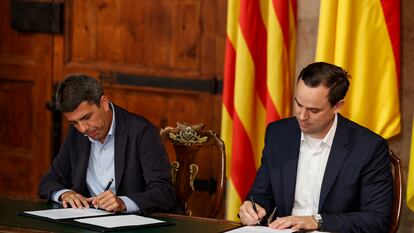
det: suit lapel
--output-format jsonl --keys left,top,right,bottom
{"left": 282, "top": 121, "right": 301, "bottom": 214}
{"left": 113, "top": 105, "right": 127, "bottom": 191}
{"left": 318, "top": 115, "right": 349, "bottom": 211}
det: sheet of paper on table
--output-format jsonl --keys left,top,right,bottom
{"left": 74, "top": 214, "right": 165, "bottom": 228}
{"left": 225, "top": 226, "right": 331, "bottom": 233}
{"left": 23, "top": 208, "right": 111, "bottom": 220}
{"left": 225, "top": 226, "right": 295, "bottom": 233}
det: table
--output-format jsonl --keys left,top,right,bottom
{"left": 0, "top": 198, "right": 240, "bottom": 233}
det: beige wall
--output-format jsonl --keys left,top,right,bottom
{"left": 296, "top": 1, "right": 414, "bottom": 232}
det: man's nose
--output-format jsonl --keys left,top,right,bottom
{"left": 298, "top": 109, "right": 309, "bottom": 121}
{"left": 76, "top": 121, "right": 88, "bottom": 134}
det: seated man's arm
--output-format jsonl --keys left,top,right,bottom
{"left": 118, "top": 196, "right": 139, "bottom": 212}
{"left": 38, "top": 137, "right": 73, "bottom": 201}
{"left": 38, "top": 129, "right": 91, "bottom": 209}
{"left": 124, "top": 124, "right": 175, "bottom": 213}
{"left": 321, "top": 139, "right": 393, "bottom": 233}
{"left": 241, "top": 125, "right": 276, "bottom": 224}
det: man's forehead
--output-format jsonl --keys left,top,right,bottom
{"left": 64, "top": 101, "right": 97, "bottom": 121}
{"left": 295, "top": 84, "right": 330, "bottom": 109}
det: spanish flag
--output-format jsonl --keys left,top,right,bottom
{"left": 222, "top": 0, "right": 296, "bottom": 220}
{"left": 315, "top": 0, "right": 401, "bottom": 139}
{"left": 407, "top": 118, "right": 414, "bottom": 211}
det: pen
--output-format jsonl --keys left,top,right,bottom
{"left": 104, "top": 178, "right": 114, "bottom": 191}
{"left": 249, "top": 195, "right": 260, "bottom": 226}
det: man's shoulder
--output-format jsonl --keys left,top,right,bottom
{"left": 267, "top": 117, "right": 298, "bottom": 130}
{"left": 338, "top": 114, "right": 385, "bottom": 142}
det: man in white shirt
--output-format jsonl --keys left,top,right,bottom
{"left": 38, "top": 74, "right": 175, "bottom": 213}
{"left": 238, "top": 62, "right": 393, "bottom": 232}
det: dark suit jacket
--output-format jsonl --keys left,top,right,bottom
{"left": 38, "top": 104, "right": 175, "bottom": 213}
{"left": 250, "top": 114, "right": 393, "bottom": 233}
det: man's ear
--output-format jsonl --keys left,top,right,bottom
{"left": 100, "top": 95, "right": 110, "bottom": 111}
{"left": 334, "top": 99, "right": 345, "bottom": 114}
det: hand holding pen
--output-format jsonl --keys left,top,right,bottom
{"left": 250, "top": 195, "right": 261, "bottom": 225}
{"left": 238, "top": 195, "right": 267, "bottom": 226}
{"left": 93, "top": 178, "right": 122, "bottom": 211}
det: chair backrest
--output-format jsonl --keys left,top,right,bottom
{"left": 160, "top": 122, "right": 226, "bottom": 218}
{"left": 389, "top": 150, "right": 402, "bottom": 233}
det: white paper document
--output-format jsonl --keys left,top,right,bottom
{"left": 226, "top": 226, "right": 295, "bottom": 233}
{"left": 74, "top": 215, "right": 165, "bottom": 228}
{"left": 24, "top": 208, "right": 111, "bottom": 220}
{"left": 226, "top": 226, "right": 330, "bottom": 233}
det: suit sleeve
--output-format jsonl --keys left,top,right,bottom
{"left": 322, "top": 139, "right": 393, "bottom": 233}
{"left": 248, "top": 125, "right": 276, "bottom": 217}
{"left": 38, "top": 136, "right": 74, "bottom": 201}
{"left": 127, "top": 125, "right": 175, "bottom": 212}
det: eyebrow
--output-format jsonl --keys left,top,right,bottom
{"left": 68, "top": 113, "right": 91, "bottom": 124}
{"left": 294, "top": 98, "right": 322, "bottom": 112}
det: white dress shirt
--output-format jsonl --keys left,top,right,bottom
{"left": 291, "top": 114, "right": 338, "bottom": 216}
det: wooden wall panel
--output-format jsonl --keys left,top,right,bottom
{"left": 0, "top": 0, "right": 53, "bottom": 197}
{"left": 106, "top": 87, "right": 169, "bottom": 126}
{"left": 0, "top": 80, "right": 33, "bottom": 149}
{"left": 0, "top": 80, "right": 34, "bottom": 195}
{"left": 66, "top": 0, "right": 202, "bottom": 77}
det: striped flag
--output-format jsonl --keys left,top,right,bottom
{"left": 407, "top": 117, "right": 414, "bottom": 211}
{"left": 315, "top": 0, "right": 401, "bottom": 139}
{"left": 222, "top": 0, "right": 297, "bottom": 220}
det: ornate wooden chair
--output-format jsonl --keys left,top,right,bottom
{"left": 160, "top": 122, "right": 226, "bottom": 218}
{"left": 389, "top": 150, "right": 402, "bottom": 233}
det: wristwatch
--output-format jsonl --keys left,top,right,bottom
{"left": 313, "top": 214, "right": 323, "bottom": 230}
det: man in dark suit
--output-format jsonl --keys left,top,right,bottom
{"left": 238, "top": 62, "right": 393, "bottom": 232}
{"left": 38, "top": 74, "right": 175, "bottom": 213}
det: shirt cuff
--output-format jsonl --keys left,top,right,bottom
{"left": 52, "top": 189, "right": 72, "bottom": 203}
{"left": 119, "top": 196, "right": 140, "bottom": 213}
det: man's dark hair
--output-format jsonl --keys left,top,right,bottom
{"left": 55, "top": 74, "right": 103, "bottom": 112}
{"left": 298, "top": 62, "right": 350, "bottom": 106}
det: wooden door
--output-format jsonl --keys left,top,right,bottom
{"left": 54, "top": 0, "right": 226, "bottom": 217}
{"left": 0, "top": 1, "right": 53, "bottom": 197}
{"left": 0, "top": 0, "right": 226, "bottom": 217}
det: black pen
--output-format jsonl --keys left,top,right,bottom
{"left": 104, "top": 178, "right": 114, "bottom": 191}
{"left": 249, "top": 195, "right": 260, "bottom": 225}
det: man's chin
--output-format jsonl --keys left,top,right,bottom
{"left": 86, "top": 134, "right": 100, "bottom": 141}
{"left": 299, "top": 126, "right": 310, "bottom": 133}
{"left": 91, "top": 136, "right": 102, "bottom": 141}
{"left": 88, "top": 130, "right": 99, "bottom": 138}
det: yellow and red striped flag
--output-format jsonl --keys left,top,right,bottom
{"left": 315, "top": 0, "right": 401, "bottom": 139}
{"left": 221, "top": 0, "right": 297, "bottom": 220}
